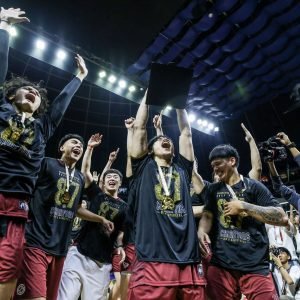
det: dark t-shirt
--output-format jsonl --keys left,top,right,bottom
{"left": 0, "top": 29, "right": 82, "bottom": 210}
{"left": 70, "top": 197, "right": 89, "bottom": 243}
{"left": 191, "top": 180, "right": 211, "bottom": 206}
{"left": 77, "top": 182, "right": 127, "bottom": 263}
{"left": 203, "top": 177, "right": 280, "bottom": 275}
{"left": 25, "top": 158, "right": 84, "bottom": 256}
{"left": 123, "top": 177, "right": 136, "bottom": 245}
{"left": 132, "top": 154, "right": 200, "bottom": 264}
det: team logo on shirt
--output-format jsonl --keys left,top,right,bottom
{"left": 217, "top": 191, "right": 250, "bottom": 244}
{"left": 154, "top": 170, "right": 187, "bottom": 217}
{"left": 54, "top": 178, "right": 80, "bottom": 209}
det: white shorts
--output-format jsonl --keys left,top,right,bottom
{"left": 57, "top": 246, "right": 112, "bottom": 300}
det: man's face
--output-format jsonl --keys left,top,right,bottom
{"left": 278, "top": 251, "right": 290, "bottom": 264}
{"left": 211, "top": 157, "right": 236, "bottom": 182}
{"left": 152, "top": 137, "right": 174, "bottom": 159}
{"left": 104, "top": 173, "right": 122, "bottom": 193}
{"left": 13, "top": 86, "right": 42, "bottom": 114}
{"left": 60, "top": 138, "right": 84, "bottom": 162}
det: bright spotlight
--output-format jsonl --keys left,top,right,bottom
{"left": 35, "top": 39, "right": 47, "bottom": 50}
{"left": 197, "top": 119, "right": 203, "bottom": 125}
{"left": 99, "top": 70, "right": 106, "bottom": 78}
{"left": 128, "top": 85, "right": 136, "bottom": 92}
{"left": 208, "top": 123, "right": 214, "bottom": 130}
{"left": 165, "top": 105, "right": 172, "bottom": 110}
{"left": 188, "top": 113, "right": 196, "bottom": 123}
{"left": 140, "top": 87, "right": 144, "bottom": 91}
{"left": 108, "top": 75, "right": 117, "bottom": 83}
{"left": 9, "top": 27, "right": 17, "bottom": 37}
{"left": 118, "top": 80, "right": 127, "bottom": 89}
{"left": 56, "top": 49, "right": 67, "bottom": 60}
{"left": 202, "top": 120, "right": 208, "bottom": 127}
{"left": 214, "top": 127, "right": 219, "bottom": 132}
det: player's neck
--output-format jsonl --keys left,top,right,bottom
{"left": 13, "top": 104, "right": 34, "bottom": 119}
{"left": 283, "top": 261, "right": 290, "bottom": 269}
{"left": 105, "top": 189, "right": 118, "bottom": 199}
{"left": 227, "top": 169, "right": 240, "bottom": 186}
{"left": 61, "top": 156, "right": 76, "bottom": 169}
{"left": 154, "top": 156, "right": 172, "bottom": 167}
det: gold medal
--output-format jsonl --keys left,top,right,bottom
{"left": 62, "top": 191, "right": 71, "bottom": 204}
{"left": 162, "top": 194, "right": 175, "bottom": 210}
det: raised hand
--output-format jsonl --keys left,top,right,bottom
{"left": 241, "top": 123, "right": 253, "bottom": 143}
{"left": 92, "top": 171, "right": 99, "bottom": 182}
{"left": 276, "top": 132, "right": 291, "bottom": 146}
{"left": 153, "top": 114, "right": 162, "bottom": 129}
{"left": 88, "top": 133, "right": 102, "bottom": 149}
{"left": 109, "top": 148, "right": 119, "bottom": 162}
{"left": 124, "top": 117, "right": 135, "bottom": 129}
{"left": 75, "top": 54, "right": 88, "bottom": 81}
{"left": 0, "top": 7, "right": 30, "bottom": 24}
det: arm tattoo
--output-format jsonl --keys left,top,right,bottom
{"left": 242, "top": 202, "right": 286, "bottom": 225}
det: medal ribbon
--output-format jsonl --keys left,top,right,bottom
{"left": 158, "top": 165, "right": 173, "bottom": 196}
{"left": 225, "top": 175, "right": 244, "bottom": 200}
{"left": 65, "top": 164, "right": 75, "bottom": 192}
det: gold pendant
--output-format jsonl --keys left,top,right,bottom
{"left": 161, "top": 195, "right": 175, "bottom": 210}
{"left": 62, "top": 191, "right": 71, "bottom": 204}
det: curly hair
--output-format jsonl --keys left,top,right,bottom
{"left": 3, "top": 76, "right": 49, "bottom": 116}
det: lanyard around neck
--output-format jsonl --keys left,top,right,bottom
{"left": 65, "top": 164, "right": 75, "bottom": 192}
{"left": 157, "top": 165, "right": 173, "bottom": 196}
{"left": 226, "top": 175, "right": 244, "bottom": 200}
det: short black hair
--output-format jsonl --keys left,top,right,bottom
{"left": 209, "top": 144, "right": 240, "bottom": 167}
{"left": 3, "top": 76, "right": 48, "bottom": 116}
{"left": 58, "top": 134, "right": 85, "bottom": 153}
{"left": 103, "top": 169, "right": 123, "bottom": 182}
{"left": 278, "top": 247, "right": 292, "bottom": 259}
{"left": 147, "top": 135, "right": 173, "bottom": 152}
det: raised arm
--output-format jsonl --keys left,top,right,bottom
{"left": 98, "top": 148, "right": 119, "bottom": 189}
{"left": 0, "top": 7, "right": 30, "bottom": 85}
{"left": 125, "top": 117, "right": 135, "bottom": 178}
{"left": 276, "top": 132, "right": 300, "bottom": 162}
{"left": 267, "top": 161, "right": 300, "bottom": 212}
{"left": 46, "top": 54, "right": 88, "bottom": 129}
{"left": 153, "top": 114, "right": 163, "bottom": 136}
{"left": 241, "top": 123, "right": 262, "bottom": 180}
{"left": 177, "top": 109, "right": 194, "bottom": 161}
{"left": 81, "top": 134, "right": 102, "bottom": 188}
{"left": 131, "top": 93, "right": 148, "bottom": 158}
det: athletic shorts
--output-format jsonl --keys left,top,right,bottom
{"left": 58, "top": 246, "right": 112, "bottom": 300}
{"left": 128, "top": 260, "right": 206, "bottom": 299}
{"left": 122, "top": 244, "right": 136, "bottom": 274}
{"left": 0, "top": 217, "right": 25, "bottom": 282}
{"left": 15, "top": 246, "right": 65, "bottom": 300}
{"left": 206, "top": 265, "right": 279, "bottom": 300}
{"left": 112, "top": 244, "right": 136, "bottom": 273}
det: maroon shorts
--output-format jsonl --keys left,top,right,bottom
{"left": 128, "top": 260, "right": 206, "bottom": 299}
{"left": 206, "top": 265, "right": 279, "bottom": 300}
{"left": 112, "top": 244, "right": 137, "bottom": 273}
{"left": 0, "top": 218, "right": 25, "bottom": 282}
{"left": 14, "top": 246, "right": 65, "bottom": 300}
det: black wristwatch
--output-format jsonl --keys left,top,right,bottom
{"left": 287, "top": 142, "right": 296, "bottom": 149}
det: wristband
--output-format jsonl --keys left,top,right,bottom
{"left": 278, "top": 265, "right": 283, "bottom": 269}
{"left": 0, "top": 19, "right": 9, "bottom": 24}
{"left": 115, "top": 244, "right": 123, "bottom": 248}
{"left": 287, "top": 142, "right": 296, "bottom": 149}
